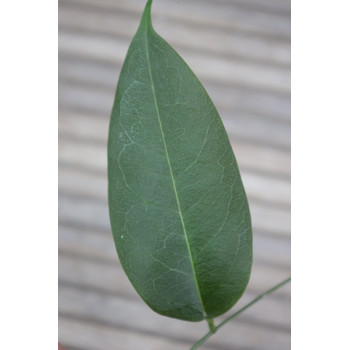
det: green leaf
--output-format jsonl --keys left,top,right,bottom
{"left": 108, "top": 0, "right": 252, "bottom": 322}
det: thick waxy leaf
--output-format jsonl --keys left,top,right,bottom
{"left": 108, "top": 0, "right": 252, "bottom": 322}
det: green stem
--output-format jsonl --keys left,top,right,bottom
{"left": 190, "top": 277, "right": 291, "bottom": 350}
{"left": 206, "top": 318, "right": 216, "bottom": 333}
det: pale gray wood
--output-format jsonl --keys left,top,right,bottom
{"left": 196, "top": 0, "right": 290, "bottom": 14}
{"left": 59, "top": 225, "right": 117, "bottom": 262}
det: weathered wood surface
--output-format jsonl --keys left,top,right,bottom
{"left": 58, "top": 0, "right": 290, "bottom": 349}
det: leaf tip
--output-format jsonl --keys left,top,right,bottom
{"left": 141, "top": 0, "right": 153, "bottom": 29}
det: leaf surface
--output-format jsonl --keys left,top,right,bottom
{"left": 108, "top": 0, "right": 252, "bottom": 322}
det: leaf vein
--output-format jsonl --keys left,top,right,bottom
{"left": 144, "top": 26, "right": 207, "bottom": 317}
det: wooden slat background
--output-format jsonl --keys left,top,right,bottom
{"left": 58, "top": 0, "right": 291, "bottom": 349}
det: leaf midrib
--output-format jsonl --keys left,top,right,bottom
{"left": 144, "top": 24, "right": 207, "bottom": 318}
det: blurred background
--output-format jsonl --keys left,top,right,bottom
{"left": 58, "top": 0, "right": 290, "bottom": 349}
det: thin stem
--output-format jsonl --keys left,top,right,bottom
{"left": 206, "top": 318, "right": 216, "bottom": 333}
{"left": 190, "top": 277, "right": 291, "bottom": 350}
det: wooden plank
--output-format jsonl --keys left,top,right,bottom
{"left": 59, "top": 315, "right": 213, "bottom": 350}
{"left": 58, "top": 55, "right": 290, "bottom": 120}
{"left": 196, "top": 0, "right": 290, "bottom": 14}
{"left": 58, "top": 82, "right": 290, "bottom": 149}
{"left": 61, "top": 0, "right": 291, "bottom": 18}
{"left": 58, "top": 192, "right": 290, "bottom": 238}
{"left": 58, "top": 112, "right": 290, "bottom": 176}
{"left": 58, "top": 111, "right": 108, "bottom": 143}
{"left": 242, "top": 171, "right": 290, "bottom": 205}
{"left": 59, "top": 314, "right": 290, "bottom": 350}
{"left": 59, "top": 225, "right": 116, "bottom": 262}
{"left": 59, "top": 253, "right": 134, "bottom": 298}
{"left": 58, "top": 141, "right": 108, "bottom": 173}
{"left": 58, "top": 222, "right": 290, "bottom": 269}
{"left": 58, "top": 30, "right": 290, "bottom": 94}
{"left": 250, "top": 203, "right": 290, "bottom": 237}
{"left": 58, "top": 3, "right": 290, "bottom": 67}
{"left": 59, "top": 285, "right": 290, "bottom": 350}
{"left": 58, "top": 252, "right": 290, "bottom": 300}
{"left": 60, "top": 0, "right": 290, "bottom": 40}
